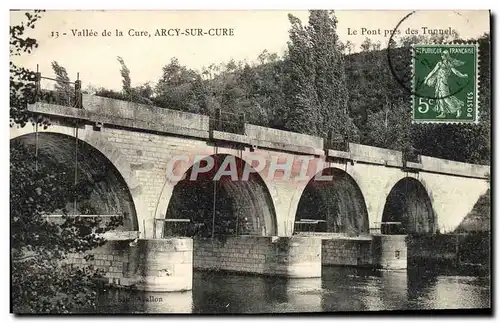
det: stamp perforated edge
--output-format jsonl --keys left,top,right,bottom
{"left": 410, "top": 41, "right": 481, "bottom": 125}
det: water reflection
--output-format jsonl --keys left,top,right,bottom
{"left": 192, "top": 271, "right": 322, "bottom": 313}
{"left": 405, "top": 265, "right": 490, "bottom": 310}
{"left": 91, "top": 266, "right": 490, "bottom": 313}
{"left": 320, "top": 266, "right": 376, "bottom": 311}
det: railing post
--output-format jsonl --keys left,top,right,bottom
{"left": 74, "top": 79, "right": 82, "bottom": 109}
{"left": 240, "top": 113, "right": 246, "bottom": 134}
{"left": 325, "top": 129, "right": 333, "bottom": 150}
{"left": 344, "top": 134, "right": 349, "bottom": 152}
{"left": 34, "top": 72, "right": 42, "bottom": 102}
{"left": 215, "top": 108, "right": 221, "bottom": 131}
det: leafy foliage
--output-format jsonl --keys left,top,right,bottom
{"left": 117, "top": 56, "right": 131, "bottom": 95}
{"left": 153, "top": 57, "right": 207, "bottom": 114}
{"left": 114, "top": 56, "right": 153, "bottom": 104}
{"left": 11, "top": 140, "right": 123, "bottom": 313}
{"left": 10, "top": 10, "right": 43, "bottom": 127}
{"left": 283, "top": 11, "right": 359, "bottom": 140}
{"left": 456, "top": 189, "right": 490, "bottom": 232}
{"left": 51, "top": 61, "right": 73, "bottom": 105}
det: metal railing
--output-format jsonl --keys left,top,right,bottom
{"left": 377, "top": 221, "right": 405, "bottom": 235}
{"left": 156, "top": 218, "right": 191, "bottom": 238}
{"left": 156, "top": 217, "right": 266, "bottom": 238}
{"left": 43, "top": 214, "right": 125, "bottom": 227}
{"left": 34, "top": 65, "right": 83, "bottom": 109}
{"left": 44, "top": 214, "right": 121, "bottom": 218}
{"left": 294, "top": 219, "right": 327, "bottom": 233}
{"left": 209, "top": 108, "right": 246, "bottom": 135}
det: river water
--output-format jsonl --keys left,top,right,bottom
{"left": 92, "top": 266, "right": 490, "bottom": 314}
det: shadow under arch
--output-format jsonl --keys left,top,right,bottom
{"left": 11, "top": 132, "right": 138, "bottom": 230}
{"left": 381, "top": 177, "right": 436, "bottom": 234}
{"left": 164, "top": 154, "right": 277, "bottom": 237}
{"left": 294, "top": 167, "right": 369, "bottom": 236}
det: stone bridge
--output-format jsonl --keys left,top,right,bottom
{"left": 11, "top": 94, "right": 490, "bottom": 240}
{"left": 10, "top": 94, "right": 490, "bottom": 290}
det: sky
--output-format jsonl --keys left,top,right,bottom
{"left": 10, "top": 10, "right": 490, "bottom": 91}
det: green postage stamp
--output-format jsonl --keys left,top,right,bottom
{"left": 412, "top": 43, "right": 479, "bottom": 123}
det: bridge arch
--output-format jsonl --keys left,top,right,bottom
{"left": 293, "top": 167, "right": 370, "bottom": 236}
{"left": 161, "top": 153, "right": 278, "bottom": 237}
{"left": 10, "top": 125, "right": 139, "bottom": 231}
{"left": 381, "top": 177, "right": 436, "bottom": 234}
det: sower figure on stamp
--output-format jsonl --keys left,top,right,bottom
{"left": 423, "top": 50, "right": 468, "bottom": 118}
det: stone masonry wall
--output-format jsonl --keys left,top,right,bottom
{"left": 193, "top": 235, "right": 321, "bottom": 278}
{"left": 245, "top": 124, "right": 323, "bottom": 149}
{"left": 321, "top": 237, "right": 373, "bottom": 267}
{"left": 66, "top": 240, "right": 132, "bottom": 286}
{"left": 66, "top": 238, "right": 193, "bottom": 291}
{"left": 321, "top": 235, "right": 407, "bottom": 269}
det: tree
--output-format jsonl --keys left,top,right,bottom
{"left": 116, "top": 56, "right": 131, "bottom": 95}
{"left": 10, "top": 10, "right": 43, "bottom": 128}
{"left": 308, "top": 10, "right": 359, "bottom": 141}
{"left": 36, "top": 11, "right": 489, "bottom": 167}
{"left": 360, "top": 37, "right": 372, "bottom": 52}
{"left": 51, "top": 61, "right": 73, "bottom": 106}
{"left": 10, "top": 11, "right": 123, "bottom": 313}
{"left": 345, "top": 40, "right": 354, "bottom": 54}
{"left": 284, "top": 10, "right": 359, "bottom": 140}
{"left": 283, "top": 13, "right": 320, "bottom": 135}
{"left": 397, "top": 34, "right": 427, "bottom": 47}
{"left": 371, "top": 41, "right": 382, "bottom": 51}
{"left": 238, "top": 54, "right": 287, "bottom": 128}
{"left": 344, "top": 37, "right": 410, "bottom": 140}
{"left": 115, "top": 56, "right": 153, "bottom": 105}
{"left": 154, "top": 57, "right": 206, "bottom": 113}
{"left": 363, "top": 98, "right": 412, "bottom": 152}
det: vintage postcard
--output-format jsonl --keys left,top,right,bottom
{"left": 9, "top": 9, "right": 491, "bottom": 314}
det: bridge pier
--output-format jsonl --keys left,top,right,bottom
{"left": 130, "top": 238, "right": 193, "bottom": 292}
{"left": 193, "top": 235, "right": 322, "bottom": 278}
{"left": 320, "top": 234, "right": 407, "bottom": 270}
{"left": 67, "top": 237, "right": 193, "bottom": 292}
{"left": 372, "top": 235, "right": 407, "bottom": 270}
